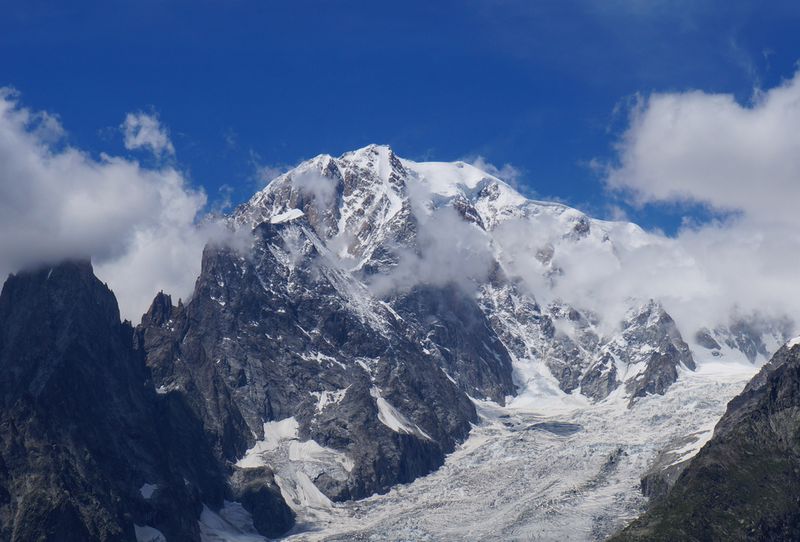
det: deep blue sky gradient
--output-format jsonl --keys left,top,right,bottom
{"left": 2, "top": 0, "right": 799, "bottom": 232}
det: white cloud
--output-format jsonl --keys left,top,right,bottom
{"left": 367, "top": 204, "right": 496, "bottom": 297}
{"left": 121, "top": 111, "right": 175, "bottom": 157}
{"left": 607, "top": 71, "right": 800, "bottom": 226}
{"left": 289, "top": 169, "right": 339, "bottom": 209}
{"left": 597, "top": 70, "right": 800, "bottom": 338}
{"left": 249, "top": 148, "right": 294, "bottom": 188}
{"left": 0, "top": 89, "right": 218, "bottom": 321}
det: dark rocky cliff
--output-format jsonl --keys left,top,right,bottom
{"left": 0, "top": 262, "right": 293, "bottom": 541}
{"left": 138, "top": 218, "right": 478, "bottom": 502}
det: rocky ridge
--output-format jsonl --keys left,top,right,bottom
{"left": 613, "top": 339, "right": 800, "bottom": 541}
{"left": 0, "top": 261, "right": 293, "bottom": 541}
{"left": 139, "top": 145, "right": 773, "bottom": 525}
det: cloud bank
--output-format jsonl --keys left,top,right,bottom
{"left": 0, "top": 89, "right": 216, "bottom": 321}
{"left": 599, "top": 70, "right": 800, "bottom": 339}
{"left": 607, "top": 73, "right": 800, "bottom": 227}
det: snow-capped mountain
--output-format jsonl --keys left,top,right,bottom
{"left": 136, "top": 144, "right": 794, "bottom": 538}
{"left": 234, "top": 144, "right": 788, "bottom": 403}
{"left": 2, "top": 145, "right": 795, "bottom": 541}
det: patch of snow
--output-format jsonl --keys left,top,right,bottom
{"left": 199, "top": 504, "right": 266, "bottom": 542}
{"left": 788, "top": 336, "right": 800, "bottom": 349}
{"left": 288, "top": 440, "right": 354, "bottom": 473}
{"left": 276, "top": 470, "right": 333, "bottom": 512}
{"left": 441, "top": 369, "right": 458, "bottom": 385}
{"left": 300, "top": 352, "right": 346, "bottom": 369}
{"left": 237, "top": 418, "right": 301, "bottom": 466}
{"left": 663, "top": 427, "right": 715, "bottom": 468}
{"left": 355, "top": 358, "right": 375, "bottom": 376}
{"left": 310, "top": 387, "right": 349, "bottom": 412}
{"left": 270, "top": 208, "right": 305, "bottom": 224}
{"left": 370, "top": 387, "right": 432, "bottom": 440}
{"left": 218, "top": 501, "right": 263, "bottom": 536}
{"left": 139, "top": 483, "right": 158, "bottom": 500}
{"left": 235, "top": 417, "right": 353, "bottom": 527}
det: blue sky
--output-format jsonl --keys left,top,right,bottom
{"left": 2, "top": 0, "right": 800, "bottom": 233}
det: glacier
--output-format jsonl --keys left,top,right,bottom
{"left": 272, "top": 360, "right": 757, "bottom": 541}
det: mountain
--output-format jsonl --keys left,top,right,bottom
{"left": 2, "top": 145, "right": 795, "bottom": 540}
{"left": 0, "top": 262, "right": 292, "bottom": 541}
{"left": 231, "top": 144, "right": 744, "bottom": 403}
{"left": 612, "top": 338, "right": 800, "bottom": 541}
{"left": 138, "top": 144, "right": 789, "bottom": 531}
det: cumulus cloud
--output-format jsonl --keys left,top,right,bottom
{"left": 607, "top": 73, "right": 800, "bottom": 226}
{"left": 595, "top": 70, "right": 800, "bottom": 341}
{"left": 122, "top": 111, "right": 175, "bottom": 157}
{"left": 255, "top": 163, "right": 290, "bottom": 186}
{"left": 0, "top": 89, "right": 218, "bottom": 321}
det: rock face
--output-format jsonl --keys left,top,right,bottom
{"left": 617, "top": 301, "right": 696, "bottom": 404}
{"left": 612, "top": 340, "right": 800, "bottom": 541}
{"left": 694, "top": 316, "right": 793, "bottom": 363}
{"left": 391, "top": 283, "right": 516, "bottom": 403}
{"left": 0, "top": 262, "right": 293, "bottom": 541}
{"left": 138, "top": 217, "right": 477, "bottom": 502}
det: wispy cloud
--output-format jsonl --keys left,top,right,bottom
{"left": 249, "top": 149, "right": 293, "bottom": 187}
{"left": 464, "top": 155, "right": 522, "bottom": 186}
{"left": 121, "top": 111, "right": 175, "bottom": 158}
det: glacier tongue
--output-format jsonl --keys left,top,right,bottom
{"left": 281, "top": 361, "right": 756, "bottom": 541}
{"left": 235, "top": 417, "right": 354, "bottom": 526}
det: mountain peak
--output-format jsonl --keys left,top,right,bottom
{"left": 342, "top": 143, "right": 395, "bottom": 158}
{"left": 0, "top": 260, "right": 121, "bottom": 334}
